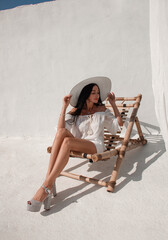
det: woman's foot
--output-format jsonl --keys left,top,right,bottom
{"left": 32, "top": 186, "right": 49, "bottom": 202}
{"left": 27, "top": 183, "right": 53, "bottom": 212}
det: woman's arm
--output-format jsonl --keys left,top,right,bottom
{"left": 57, "top": 94, "right": 72, "bottom": 129}
{"left": 108, "top": 92, "right": 123, "bottom": 126}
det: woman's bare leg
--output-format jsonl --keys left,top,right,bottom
{"left": 46, "top": 138, "right": 97, "bottom": 185}
{"left": 33, "top": 137, "right": 97, "bottom": 201}
{"left": 45, "top": 128, "right": 74, "bottom": 179}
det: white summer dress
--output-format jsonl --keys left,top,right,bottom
{"left": 64, "top": 108, "right": 121, "bottom": 153}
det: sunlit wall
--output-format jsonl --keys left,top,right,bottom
{"left": 0, "top": 0, "right": 157, "bottom": 137}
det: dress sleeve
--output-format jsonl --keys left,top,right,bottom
{"left": 104, "top": 109, "right": 121, "bottom": 134}
{"left": 65, "top": 113, "right": 75, "bottom": 131}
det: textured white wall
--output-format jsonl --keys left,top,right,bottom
{"left": 0, "top": 0, "right": 158, "bottom": 137}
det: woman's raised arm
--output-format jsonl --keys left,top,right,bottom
{"left": 57, "top": 94, "right": 72, "bottom": 129}
{"left": 107, "top": 92, "right": 123, "bottom": 127}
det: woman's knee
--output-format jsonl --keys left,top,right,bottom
{"left": 62, "top": 137, "right": 73, "bottom": 149}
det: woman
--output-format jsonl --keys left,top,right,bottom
{"left": 27, "top": 77, "right": 123, "bottom": 212}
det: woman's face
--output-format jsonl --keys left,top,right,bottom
{"left": 87, "top": 85, "right": 100, "bottom": 104}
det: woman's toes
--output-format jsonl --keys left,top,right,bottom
{"left": 27, "top": 201, "right": 31, "bottom": 205}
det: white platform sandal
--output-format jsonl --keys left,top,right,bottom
{"left": 27, "top": 185, "right": 52, "bottom": 212}
{"left": 52, "top": 182, "right": 57, "bottom": 197}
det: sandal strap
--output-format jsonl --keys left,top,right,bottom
{"left": 42, "top": 185, "right": 51, "bottom": 194}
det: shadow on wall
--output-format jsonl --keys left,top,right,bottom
{"left": 41, "top": 122, "right": 166, "bottom": 216}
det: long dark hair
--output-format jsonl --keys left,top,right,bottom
{"left": 71, "top": 83, "right": 104, "bottom": 116}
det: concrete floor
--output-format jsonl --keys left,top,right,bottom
{"left": 0, "top": 135, "right": 167, "bottom": 240}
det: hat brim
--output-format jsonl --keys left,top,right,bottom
{"left": 69, "top": 76, "right": 112, "bottom": 107}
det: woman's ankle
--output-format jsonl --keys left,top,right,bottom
{"left": 43, "top": 179, "right": 54, "bottom": 190}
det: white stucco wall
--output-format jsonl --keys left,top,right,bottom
{"left": 0, "top": 0, "right": 158, "bottom": 137}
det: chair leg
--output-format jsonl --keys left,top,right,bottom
{"left": 52, "top": 182, "right": 57, "bottom": 197}
{"left": 135, "top": 117, "right": 147, "bottom": 145}
{"left": 107, "top": 156, "right": 123, "bottom": 192}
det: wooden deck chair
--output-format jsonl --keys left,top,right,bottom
{"left": 47, "top": 94, "right": 147, "bottom": 192}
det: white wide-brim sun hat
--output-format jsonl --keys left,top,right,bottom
{"left": 69, "top": 76, "right": 112, "bottom": 107}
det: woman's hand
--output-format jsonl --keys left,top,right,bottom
{"left": 108, "top": 92, "right": 116, "bottom": 104}
{"left": 63, "top": 94, "right": 72, "bottom": 109}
